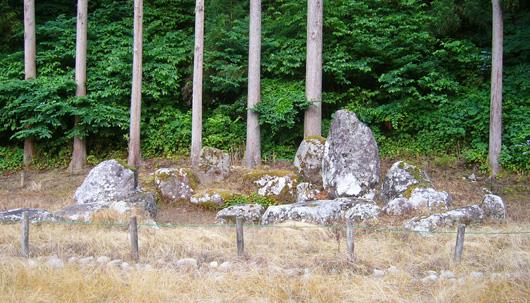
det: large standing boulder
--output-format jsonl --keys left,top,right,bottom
{"left": 380, "top": 161, "right": 431, "bottom": 202}
{"left": 74, "top": 160, "right": 135, "bottom": 204}
{"left": 244, "top": 170, "right": 298, "bottom": 203}
{"left": 155, "top": 168, "right": 197, "bottom": 203}
{"left": 294, "top": 136, "right": 325, "bottom": 185}
{"left": 261, "top": 198, "right": 377, "bottom": 225}
{"left": 322, "top": 110, "right": 381, "bottom": 198}
{"left": 196, "top": 147, "right": 231, "bottom": 184}
{"left": 216, "top": 204, "right": 265, "bottom": 224}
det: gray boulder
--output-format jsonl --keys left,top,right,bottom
{"left": 296, "top": 182, "right": 320, "bottom": 203}
{"left": 404, "top": 205, "right": 484, "bottom": 233}
{"left": 196, "top": 147, "right": 231, "bottom": 184}
{"left": 155, "top": 168, "right": 196, "bottom": 203}
{"left": 480, "top": 194, "right": 506, "bottom": 220}
{"left": 246, "top": 170, "right": 298, "bottom": 203}
{"left": 294, "top": 137, "right": 325, "bottom": 185}
{"left": 261, "top": 198, "right": 375, "bottom": 225}
{"left": 0, "top": 208, "right": 58, "bottom": 223}
{"left": 216, "top": 204, "right": 265, "bottom": 224}
{"left": 345, "top": 203, "right": 381, "bottom": 223}
{"left": 74, "top": 160, "right": 135, "bottom": 204}
{"left": 190, "top": 189, "right": 238, "bottom": 208}
{"left": 383, "top": 188, "right": 451, "bottom": 216}
{"left": 381, "top": 161, "right": 431, "bottom": 202}
{"left": 322, "top": 110, "right": 381, "bottom": 198}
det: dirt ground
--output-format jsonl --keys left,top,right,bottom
{"left": 0, "top": 157, "right": 528, "bottom": 224}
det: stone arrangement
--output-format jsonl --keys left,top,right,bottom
{"left": 0, "top": 110, "right": 507, "bottom": 232}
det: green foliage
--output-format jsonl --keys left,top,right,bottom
{"left": 224, "top": 193, "right": 276, "bottom": 208}
{"left": 0, "top": 146, "right": 23, "bottom": 171}
{"left": 0, "top": 0, "right": 528, "bottom": 173}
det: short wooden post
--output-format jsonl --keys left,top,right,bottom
{"left": 454, "top": 224, "right": 466, "bottom": 263}
{"left": 236, "top": 216, "right": 244, "bottom": 257}
{"left": 129, "top": 216, "right": 139, "bottom": 262}
{"left": 346, "top": 220, "right": 354, "bottom": 261}
{"left": 21, "top": 211, "right": 29, "bottom": 258}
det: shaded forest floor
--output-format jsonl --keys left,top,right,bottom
{"left": 0, "top": 156, "right": 528, "bottom": 224}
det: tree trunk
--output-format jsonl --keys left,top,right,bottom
{"left": 488, "top": 0, "right": 503, "bottom": 177}
{"left": 191, "top": 0, "right": 204, "bottom": 167}
{"left": 245, "top": 0, "right": 261, "bottom": 168}
{"left": 127, "top": 0, "right": 143, "bottom": 169}
{"left": 304, "top": 0, "right": 323, "bottom": 138}
{"left": 69, "top": 0, "right": 88, "bottom": 174}
{"left": 23, "top": 0, "right": 36, "bottom": 166}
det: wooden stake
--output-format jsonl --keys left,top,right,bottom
{"left": 129, "top": 216, "right": 139, "bottom": 262}
{"left": 20, "top": 170, "right": 26, "bottom": 188}
{"left": 236, "top": 216, "right": 244, "bottom": 257}
{"left": 346, "top": 220, "right": 354, "bottom": 261}
{"left": 21, "top": 211, "right": 29, "bottom": 258}
{"left": 454, "top": 224, "right": 466, "bottom": 263}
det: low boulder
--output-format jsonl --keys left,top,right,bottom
{"left": 381, "top": 161, "right": 431, "bottom": 202}
{"left": 296, "top": 182, "right": 320, "bottom": 203}
{"left": 216, "top": 204, "right": 265, "bottom": 224}
{"left": 190, "top": 189, "right": 238, "bottom": 209}
{"left": 404, "top": 205, "right": 484, "bottom": 233}
{"left": 74, "top": 160, "right": 135, "bottom": 204}
{"left": 345, "top": 203, "right": 381, "bottom": 223}
{"left": 293, "top": 136, "right": 325, "bottom": 185}
{"left": 261, "top": 198, "right": 376, "bottom": 225}
{"left": 480, "top": 194, "right": 506, "bottom": 220}
{"left": 383, "top": 188, "right": 451, "bottom": 216}
{"left": 155, "top": 168, "right": 197, "bottom": 203}
{"left": 0, "top": 208, "right": 59, "bottom": 223}
{"left": 322, "top": 110, "right": 381, "bottom": 198}
{"left": 196, "top": 147, "right": 231, "bottom": 184}
{"left": 245, "top": 170, "right": 298, "bottom": 203}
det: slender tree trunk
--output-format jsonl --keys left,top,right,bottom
{"left": 489, "top": 0, "right": 503, "bottom": 177}
{"left": 68, "top": 0, "right": 88, "bottom": 174}
{"left": 245, "top": 0, "right": 261, "bottom": 168}
{"left": 127, "top": 0, "right": 143, "bottom": 169}
{"left": 304, "top": 0, "right": 323, "bottom": 138}
{"left": 191, "top": 0, "right": 204, "bottom": 167}
{"left": 23, "top": 0, "right": 36, "bottom": 166}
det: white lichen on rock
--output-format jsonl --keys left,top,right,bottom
{"left": 293, "top": 137, "right": 325, "bottom": 185}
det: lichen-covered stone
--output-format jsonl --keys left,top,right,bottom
{"left": 190, "top": 189, "right": 238, "bottom": 208}
{"left": 216, "top": 204, "right": 265, "bottom": 224}
{"left": 196, "top": 147, "right": 231, "bottom": 184}
{"left": 480, "top": 194, "right": 506, "bottom": 220}
{"left": 296, "top": 182, "right": 320, "bottom": 203}
{"left": 403, "top": 205, "right": 484, "bottom": 233}
{"left": 322, "top": 110, "right": 381, "bottom": 198}
{"left": 294, "top": 137, "right": 325, "bottom": 185}
{"left": 382, "top": 197, "right": 412, "bottom": 216}
{"left": 0, "top": 208, "right": 59, "bottom": 223}
{"left": 408, "top": 187, "right": 451, "bottom": 210}
{"left": 155, "top": 168, "right": 196, "bottom": 203}
{"left": 74, "top": 160, "right": 135, "bottom": 204}
{"left": 245, "top": 170, "right": 297, "bottom": 203}
{"left": 380, "top": 161, "right": 431, "bottom": 202}
{"left": 261, "top": 198, "right": 372, "bottom": 225}
{"left": 345, "top": 203, "right": 380, "bottom": 223}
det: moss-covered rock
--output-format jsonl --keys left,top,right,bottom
{"left": 190, "top": 189, "right": 239, "bottom": 209}
{"left": 381, "top": 161, "right": 431, "bottom": 202}
{"left": 243, "top": 169, "right": 298, "bottom": 204}
{"left": 154, "top": 168, "right": 197, "bottom": 203}
{"left": 196, "top": 147, "right": 231, "bottom": 184}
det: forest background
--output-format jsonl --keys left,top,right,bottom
{"left": 0, "top": 0, "right": 528, "bottom": 172}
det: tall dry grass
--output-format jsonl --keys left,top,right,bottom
{"left": 0, "top": 222, "right": 528, "bottom": 302}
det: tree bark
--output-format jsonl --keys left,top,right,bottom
{"left": 488, "top": 0, "right": 503, "bottom": 177}
{"left": 191, "top": 0, "right": 204, "bottom": 168}
{"left": 127, "top": 0, "right": 143, "bottom": 169}
{"left": 23, "top": 0, "right": 36, "bottom": 166}
{"left": 245, "top": 0, "right": 262, "bottom": 168}
{"left": 304, "top": 0, "right": 323, "bottom": 138}
{"left": 68, "top": 0, "right": 88, "bottom": 174}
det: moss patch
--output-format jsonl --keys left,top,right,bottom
{"left": 304, "top": 135, "right": 326, "bottom": 144}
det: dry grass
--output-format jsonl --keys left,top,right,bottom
{"left": 0, "top": 222, "right": 528, "bottom": 302}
